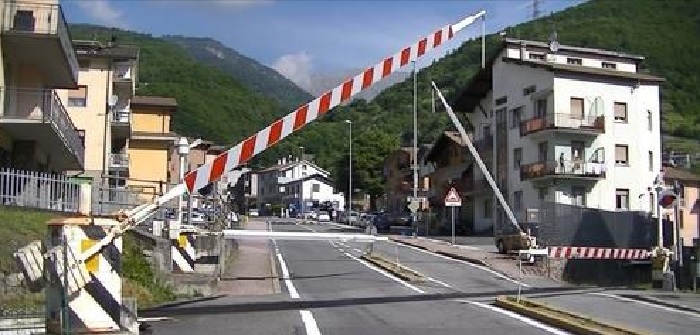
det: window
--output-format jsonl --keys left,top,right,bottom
{"left": 616, "top": 189, "right": 630, "bottom": 210}
{"left": 538, "top": 142, "right": 548, "bottom": 162}
{"left": 483, "top": 199, "right": 492, "bottom": 218}
{"left": 513, "top": 191, "right": 523, "bottom": 211}
{"left": 570, "top": 97, "right": 584, "bottom": 120}
{"left": 534, "top": 98, "right": 547, "bottom": 118}
{"left": 679, "top": 210, "right": 684, "bottom": 229}
{"left": 511, "top": 107, "right": 522, "bottom": 129}
{"left": 523, "top": 85, "right": 536, "bottom": 96}
{"left": 648, "top": 151, "right": 653, "bottom": 171}
{"left": 513, "top": 148, "right": 522, "bottom": 170}
{"left": 567, "top": 58, "right": 582, "bottom": 65}
{"left": 483, "top": 124, "right": 491, "bottom": 139}
{"left": 615, "top": 145, "right": 629, "bottom": 165}
{"left": 649, "top": 192, "right": 655, "bottom": 215}
{"left": 538, "top": 187, "right": 548, "bottom": 201}
{"left": 67, "top": 86, "right": 87, "bottom": 107}
{"left": 647, "top": 110, "right": 652, "bottom": 131}
{"left": 529, "top": 53, "right": 544, "bottom": 61}
{"left": 602, "top": 62, "right": 617, "bottom": 69}
{"left": 614, "top": 102, "right": 628, "bottom": 122}
{"left": 495, "top": 96, "right": 507, "bottom": 106}
{"left": 571, "top": 186, "right": 586, "bottom": 206}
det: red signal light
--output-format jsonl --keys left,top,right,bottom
{"left": 659, "top": 193, "right": 677, "bottom": 209}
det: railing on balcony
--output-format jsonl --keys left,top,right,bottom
{"left": 1, "top": 1, "right": 79, "bottom": 80}
{"left": 0, "top": 87, "right": 85, "bottom": 167}
{"left": 520, "top": 113, "right": 605, "bottom": 136}
{"left": 109, "top": 153, "right": 129, "bottom": 169}
{"left": 111, "top": 108, "right": 131, "bottom": 124}
{"left": 113, "top": 62, "right": 133, "bottom": 81}
{"left": 520, "top": 160, "right": 606, "bottom": 180}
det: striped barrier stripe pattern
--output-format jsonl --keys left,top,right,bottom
{"left": 46, "top": 225, "right": 123, "bottom": 333}
{"left": 183, "top": 11, "right": 486, "bottom": 194}
{"left": 172, "top": 232, "right": 197, "bottom": 273}
{"left": 548, "top": 246, "right": 650, "bottom": 260}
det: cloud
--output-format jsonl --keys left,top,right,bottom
{"left": 75, "top": 0, "right": 127, "bottom": 29}
{"left": 155, "top": 0, "right": 274, "bottom": 12}
{"left": 271, "top": 52, "right": 313, "bottom": 91}
{"left": 208, "top": 0, "right": 274, "bottom": 9}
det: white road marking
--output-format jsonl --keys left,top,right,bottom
{"left": 271, "top": 239, "right": 323, "bottom": 335}
{"left": 388, "top": 240, "right": 531, "bottom": 288}
{"left": 353, "top": 248, "right": 363, "bottom": 253}
{"left": 300, "top": 310, "right": 322, "bottom": 335}
{"left": 589, "top": 292, "right": 700, "bottom": 318}
{"left": 464, "top": 300, "right": 572, "bottom": 335}
{"left": 427, "top": 277, "right": 452, "bottom": 288}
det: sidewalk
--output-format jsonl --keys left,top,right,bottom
{"left": 390, "top": 235, "right": 550, "bottom": 281}
{"left": 216, "top": 220, "right": 281, "bottom": 296}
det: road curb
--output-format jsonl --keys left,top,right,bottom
{"left": 390, "top": 237, "right": 490, "bottom": 266}
{"left": 617, "top": 294, "right": 700, "bottom": 315}
{"left": 494, "top": 296, "right": 649, "bottom": 335}
{"left": 269, "top": 247, "right": 282, "bottom": 294}
{"left": 139, "top": 294, "right": 228, "bottom": 312}
{"left": 360, "top": 253, "right": 425, "bottom": 282}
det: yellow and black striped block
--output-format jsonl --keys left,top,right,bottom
{"left": 172, "top": 232, "right": 196, "bottom": 273}
{"left": 46, "top": 223, "right": 123, "bottom": 334}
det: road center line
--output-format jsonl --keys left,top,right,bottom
{"left": 463, "top": 300, "right": 573, "bottom": 335}
{"left": 271, "top": 239, "right": 323, "bottom": 335}
{"left": 589, "top": 292, "right": 700, "bottom": 318}
{"left": 388, "top": 240, "right": 531, "bottom": 288}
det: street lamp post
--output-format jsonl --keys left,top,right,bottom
{"left": 345, "top": 119, "right": 352, "bottom": 224}
{"left": 299, "top": 146, "right": 305, "bottom": 220}
{"left": 176, "top": 137, "right": 190, "bottom": 233}
{"left": 412, "top": 60, "right": 418, "bottom": 235}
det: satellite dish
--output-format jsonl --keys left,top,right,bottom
{"left": 549, "top": 40, "right": 559, "bottom": 53}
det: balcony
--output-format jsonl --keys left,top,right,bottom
{"left": 112, "top": 61, "right": 135, "bottom": 94}
{"left": 0, "top": 87, "right": 85, "bottom": 170}
{"left": 1, "top": 2, "right": 78, "bottom": 87}
{"left": 520, "top": 113, "right": 605, "bottom": 137}
{"left": 109, "top": 153, "right": 129, "bottom": 170}
{"left": 520, "top": 160, "right": 606, "bottom": 181}
{"left": 110, "top": 108, "right": 131, "bottom": 138}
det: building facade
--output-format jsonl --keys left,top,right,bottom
{"left": 0, "top": 0, "right": 83, "bottom": 172}
{"left": 451, "top": 38, "right": 664, "bottom": 234}
{"left": 662, "top": 167, "right": 700, "bottom": 247}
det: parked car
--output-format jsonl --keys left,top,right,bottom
{"left": 249, "top": 209, "right": 260, "bottom": 216}
{"left": 318, "top": 212, "right": 331, "bottom": 222}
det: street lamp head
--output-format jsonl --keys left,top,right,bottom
{"left": 344, "top": 119, "right": 352, "bottom": 124}
{"left": 177, "top": 137, "right": 190, "bottom": 156}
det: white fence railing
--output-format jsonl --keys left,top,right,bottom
{"left": 0, "top": 168, "right": 81, "bottom": 213}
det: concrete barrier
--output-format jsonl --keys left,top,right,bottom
{"left": 360, "top": 253, "right": 425, "bottom": 282}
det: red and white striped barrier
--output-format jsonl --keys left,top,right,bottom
{"left": 548, "top": 246, "right": 650, "bottom": 260}
{"left": 183, "top": 11, "right": 487, "bottom": 194}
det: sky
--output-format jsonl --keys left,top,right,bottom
{"left": 62, "top": 0, "right": 583, "bottom": 88}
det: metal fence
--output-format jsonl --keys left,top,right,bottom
{"left": 0, "top": 167, "right": 81, "bottom": 213}
{"left": 532, "top": 202, "right": 659, "bottom": 248}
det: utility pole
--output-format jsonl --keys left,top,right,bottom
{"left": 345, "top": 119, "right": 352, "bottom": 223}
{"left": 412, "top": 61, "right": 418, "bottom": 236}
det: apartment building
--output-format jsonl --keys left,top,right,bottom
{"left": 0, "top": 0, "right": 83, "bottom": 172}
{"left": 452, "top": 37, "right": 664, "bottom": 234}
{"left": 127, "top": 95, "right": 178, "bottom": 199}
{"left": 60, "top": 39, "right": 138, "bottom": 181}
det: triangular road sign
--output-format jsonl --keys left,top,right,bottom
{"left": 445, "top": 187, "right": 462, "bottom": 206}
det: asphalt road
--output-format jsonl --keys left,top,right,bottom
{"left": 146, "top": 222, "right": 699, "bottom": 335}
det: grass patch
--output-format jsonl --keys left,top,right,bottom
{"left": 0, "top": 206, "right": 68, "bottom": 273}
{"left": 122, "top": 234, "right": 176, "bottom": 308}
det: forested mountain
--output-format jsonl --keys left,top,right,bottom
{"left": 68, "top": 0, "right": 700, "bottom": 201}
{"left": 162, "top": 36, "right": 313, "bottom": 109}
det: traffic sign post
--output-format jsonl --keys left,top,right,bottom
{"left": 445, "top": 187, "right": 461, "bottom": 245}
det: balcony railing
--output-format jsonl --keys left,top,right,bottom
{"left": 109, "top": 153, "right": 129, "bottom": 169}
{"left": 111, "top": 108, "right": 131, "bottom": 124}
{"left": 113, "top": 62, "right": 133, "bottom": 81}
{"left": 1, "top": 2, "right": 79, "bottom": 80}
{"left": 520, "top": 113, "right": 605, "bottom": 136}
{"left": 0, "top": 87, "right": 85, "bottom": 167}
{"left": 520, "top": 160, "right": 606, "bottom": 180}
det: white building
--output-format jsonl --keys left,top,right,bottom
{"left": 454, "top": 38, "right": 664, "bottom": 233}
{"left": 257, "top": 157, "right": 344, "bottom": 216}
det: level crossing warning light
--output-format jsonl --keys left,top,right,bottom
{"left": 659, "top": 190, "right": 677, "bottom": 209}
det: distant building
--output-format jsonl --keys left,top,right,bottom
{"left": 662, "top": 167, "right": 700, "bottom": 247}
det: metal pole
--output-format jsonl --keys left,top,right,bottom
{"left": 177, "top": 153, "right": 186, "bottom": 229}
{"left": 656, "top": 180, "right": 663, "bottom": 248}
{"left": 481, "top": 15, "right": 486, "bottom": 69}
{"left": 451, "top": 206, "right": 456, "bottom": 245}
{"left": 347, "top": 120, "right": 352, "bottom": 223}
{"left": 412, "top": 60, "right": 418, "bottom": 235}
{"left": 300, "top": 146, "right": 305, "bottom": 221}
